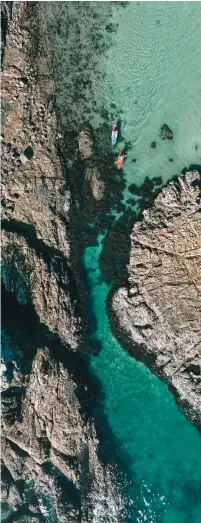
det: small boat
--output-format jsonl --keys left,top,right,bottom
{"left": 116, "top": 149, "right": 126, "bottom": 170}
{"left": 111, "top": 123, "right": 118, "bottom": 146}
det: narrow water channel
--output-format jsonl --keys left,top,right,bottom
{"left": 39, "top": 2, "right": 201, "bottom": 521}
{"left": 84, "top": 235, "right": 201, "bottom": 523}
{"left": 83, "top": 3, "right": 201, "bottom": 521}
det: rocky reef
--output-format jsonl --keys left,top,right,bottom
{"left": 111, "top": 170, "right": 201, "bottom": 428}
{"left": 1, "top": 4, "right": 127, "bottom": 521}
{"left": 160, "top": 123, "right": 173, "bottom": 140}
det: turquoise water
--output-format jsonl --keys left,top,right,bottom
{"left": 84, "top": 236, "right": 201, "bottom": 523}
{"left": 39, "top": 2, "right": 201, "bottom": 521}
{"left": 82, "top": 3, "right": 201, "bottom": 522}
{"left": 94, "top": 1, "right": 201, "bottom": 200}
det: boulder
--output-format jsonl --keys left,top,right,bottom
{"left": 160, "top": 123, "right": 173, "bottom": 140}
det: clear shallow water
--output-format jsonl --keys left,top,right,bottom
{"left": 95, "top": 1, "right": 201, "bottom": 200}
{"left": 82, "top": 3, "right": 201, "bottom": 522}
{"left": 84, "top": 236, "right": 201, "bottom": 523}
{"left": 39, "top": 2, "right": 201, "bottom": 521}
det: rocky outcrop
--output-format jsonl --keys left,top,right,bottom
{"left": 1, "top": 230, "right": 80, "bottom": 348}
{"left": 1, "top": 345, "right": 126, "bottom": 522}
{"left": 1, "top": 1, "right": 13, "bottom": 68}
{"left": 160, "top": 123, "right": 173, "bottom": 140}
{"left": 1, "top": 4, "right": 127, "bottom": 521}
{"left": 1, "top": 5, "right": 71, "bottom": 257}
{"left": 1, "top": 3, "right": 81, "bottom": 348}
{"left": 111, "top": 171, "right": 201, "bottom": 426}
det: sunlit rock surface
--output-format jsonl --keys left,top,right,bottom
{"left": 1, "top": 4, "right": 127, "bottom": 521}
{"left": 112, "top": 171, "right": 201, "bottom": 425}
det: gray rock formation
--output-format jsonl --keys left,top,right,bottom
{"left": 1, "top": 1, "right": 13, "bottom": 68}
{"left": 1, "top": 346, "right": 126, "bottom": 522}
{"left": 1, "top": 4, "right": 127, "bottom": 521}
{"left": 1, "top": 1, "right": 82, "bottom": 349}
{"left": 1, "top": 230, "right": 80, "bottom": 348}
{"left": 112, "top": 171, "right": 201, "bottom": 426}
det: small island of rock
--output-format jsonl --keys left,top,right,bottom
{"left": 160, "top": 123, "right": 173, "bottom": 140}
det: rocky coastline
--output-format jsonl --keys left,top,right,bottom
{"left": 1, "top": 4, "right": 129, "bottom": 521}
{"left": 1, "top": 1, "right": 201, "bottom": 521}
{"left": 109, "top": 170, "right": 201, "bottom": 429}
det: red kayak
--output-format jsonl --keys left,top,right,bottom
{"left": 116, "top": 149, "right": 125, "bottom": 170}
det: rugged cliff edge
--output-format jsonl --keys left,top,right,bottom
{"left": 1, "top": 1, "right": 82, "bottom": 348}
{"left": 111, "top": 170, "right": 201, "bottom": 428}
{"left": 1, "top": 4, "right": 127, "bottom": 522}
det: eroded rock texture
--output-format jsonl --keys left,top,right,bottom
{"left": 1, "top": 4, "right": 126, "bottom": 521}
{"left": 112, "top": 171, "right": 201, "bottom": 426}
{"left": 1, "top": 343, "right": 126, "bottom": 522}
{"left": 1, "top": 2, "right": 80, "bottom": 348}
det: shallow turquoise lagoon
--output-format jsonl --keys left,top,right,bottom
{"left": 94, "top": 1, "right": 201, "bottom": 201}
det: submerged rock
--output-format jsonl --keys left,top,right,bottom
{"left": 78, "top": 128, "right": 94, "bottom": 160}
{"left": 160, "top": 123, "right": 173, "bottom": 140}
{"left": 85, "top": 164, "right": 105, "bottom": 201}
{"left": 111, "top": 171, "right": 201, "bottom": 427}
{"left": 90, "top": 173, "right": 105, "bottom": 201}
{"left": 78, "top": 129, "right": 105, "bottom": 200}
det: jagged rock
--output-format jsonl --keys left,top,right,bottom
{"left": 1, "top": 1, "right": 13, "bottom": 69}
{"left": 1, "top": 5, "right": 127, "bottom": 521}
{"left": 111, "top": 171, "right": 201, "bottom": 426}
{"left": 160, "top": 123, "right": 173, "bottom": 140}
{"left": 1, "top": 463, "right": 22, "bottom": 511}
{"left": 1, "top": 5, "right": 70, "bottom": 259}
{"left": 1, "top": 347, "right": 127, "bottom": 522}
{"left": 1, "top": 348, "right": 84, "bottom": 473}
{"left": 1, "top": 231, "right": 80, "bottom": 348}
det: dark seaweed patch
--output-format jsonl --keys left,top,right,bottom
{"left": 99, "top": 208, "right": 136, "bottom": 285}
{"left": 105, "top": 23, "right": 118, "bottom": 33}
